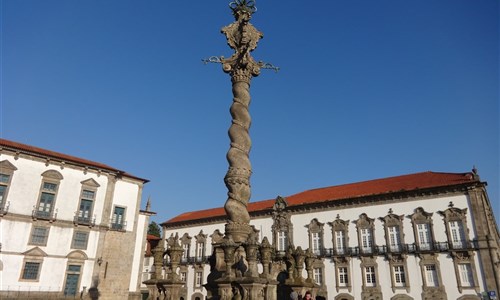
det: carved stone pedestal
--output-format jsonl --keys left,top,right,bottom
{"left": 144, "top": 279, "right": 184, "bottom": 300}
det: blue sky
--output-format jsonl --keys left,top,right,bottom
{"left": 1, "top": 0, "right": 498, "bottom": 224}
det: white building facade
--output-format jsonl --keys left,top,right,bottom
{"left": 162, "top": 171, "right": 499, "bottom": 300}
{"left": 0, "top": 138, "right": 153, "bottom": 300}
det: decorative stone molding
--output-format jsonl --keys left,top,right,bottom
{"left": 0, "top": 160, "right": 16, "bottom": 216}
{"left": 41, "top": 169, "right": 64, "bottom": 180}
{"left": 306, "top": 218, "right": 324, "bottom": 255}
{"left": 449, "top": 251, "right": 480, "bottom": 293}
{"left": 333, "top": 256, "right": 352, "bottom": 293}
{"left": 359, "top": 256, "right": 382, "bottom": 299}
{"left": 210, "top": 229, "right": 224, "bottom": 244}
{"left": 355, "top": 213, "right": 376, "bottom": 255}
{"left": 409, "top": 207, "right": 436, "bottom": 251}
{"left": 329, "top": 215, "right": 350, "bottom": 256}
{"left": 272, "top": 196, "right": 293, "bottom": 251}
{"left": 438, "top": 203, "right": 470, "bottom": 250}
{"left": 418, "top": 253, "right": 447, "bottom": 300}
{"left": 379, "top": 209, "right": 405, "bottom": 251}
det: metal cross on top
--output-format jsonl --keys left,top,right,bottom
{"left": 203, "top": 0, "right": 278, "bottom": 243}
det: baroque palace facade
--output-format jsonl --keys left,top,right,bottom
{"left": 162, "top": 170, "right": 500, "bottom": 300}
{"left": 0, "top": 138, "right": 154, "bottom": 300}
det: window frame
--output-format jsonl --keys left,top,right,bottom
{"left": 0, "top": 160, "right": 17, "bottom": 214}
{"left": 29, "top": 226, "right": 50, "bottom": 246}
{"left": 21, "top": 261, "right": 42, "bottom": 281}
{"left": 34, "top": 170, "right": 63, "bottom": 221}
{"left": 355, "top": 214, "right": 375, "bottom": 255}
{"left": 110, "top": 205, "right": 127, "bottom": 230}
{"left": 410, "top": 207, "right": 435, "bottom": 251}
{"left": 71, "top": 230, "right": 90, "bottom": 250}
{"left": 329, "top": 216, "right": 350, "bottom": 256}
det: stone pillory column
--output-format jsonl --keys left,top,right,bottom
{"left": 203, "top": 2, "right": 278, "bottom": 242}
{"left": 221, "top": 0, "right": 262, "bottom": 243}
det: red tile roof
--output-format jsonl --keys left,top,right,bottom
{"left": 163, "top": 171, "right": 478, "bottom": 225}
{"left": 0, "top": 138, "right": 148, "bottom": 183}
{"left": 147, "top": 234, "right": 161, "bottom": 240}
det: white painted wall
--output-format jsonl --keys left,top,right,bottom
{"left": 0, "top": 151, "right": 146, "bottom": 296}
{"left": 163, "top": 193, "right": 486, "bottom": 300}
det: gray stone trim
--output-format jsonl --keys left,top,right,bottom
{"left": 466, "top": 186, "right": 500, "bottom": 295}
{"left": 379, "top": 209, "right": 405, "bottom": 251}
{"left": 418, "top": 253, "right": 447, "bottom": 300}
{"left": 359, "top": 256, "right": 382, "bottom": 299}
{"left": 409, "top": 207, "right": 436, "bottom": 250}
{"left": 28, "top": 224, "right": 50, "bottom": 246}
{"left": 438, "top": 203, "right": 469, "bottom": 248}
{"left": 306, "top": 218, "right": 324, "bottom": 255}
{"left": 450, "top": 251, "right": 480, "bottom": 293}
{"left": 195, "top": 230, "right": 207, "bottom": 259}
{"left": 391, "top": 295, "right": 414, "bottom": 300}
{"left": 333, "top": 256, "right": 352, "bottom": 293}
{"left": 329, "top": 215, "right": 350, "bottom": 255}
{"left": 355, "top": 213, "right": 376, "bottom": 254}
{"left": 0, "top": 159, "right": 17, "bottom": 214}
{"left": 334, "top": 293, "right": 354, "bottom": 300}
{"left": 271, "top": 196, "right": 293, "bottom": 251}
{"left": 386, "top": 254, "right": 410, "bottom": 293}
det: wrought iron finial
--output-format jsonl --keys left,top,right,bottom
{"left": 259, "top": 61, "right": 280, "bottom": 73}
{"left": 202, "top": 56, "right": 224, "bottom": 65}
{"left": 229, "top": 0, "right": 257, "bottom": 15}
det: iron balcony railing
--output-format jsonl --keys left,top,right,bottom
{"left": 162, "top": 240, "right": 480, "bottom": 267}
{"left": 319, "top": 240, "right": 480, "bottom": 258}
{"left": 110, "top": 221, "right": 127, "bottom": 231}
{"left": 32, "top": 207, "right": 57, "bottom": 222}
{"left": 73, "top": 214, "right": 96, "bottom": 227}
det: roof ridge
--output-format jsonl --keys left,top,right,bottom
{"left": 0, "top": 138, "right": 148, "bottom": 182}
{"left": 286, "top": 171, "right": 470, "bottom": 198}
{"left": 163, "top": 170, "right": 476, "bottom": 225}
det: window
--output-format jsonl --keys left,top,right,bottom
{"left": 196, "top": 242, "right": 205, "bottom": 261}
{"left": 22, "top": 262, "right": 41, "bottom": 280}
{"left": 312, "top": 232, "right": 321, "bottom": 255}
{"left": 338, "top": 267, "right": 349, "bottom": 286}
{"left": 182, "top": 243, "right": 190, "bottom": 262}
{"left": 335, "top": 230, "right": 346, "bottom": 254}
{"left": 180, "top": 272, "right": 187, "bottom": 282}
{"left": 30, "top": 227, "right": 49, "bottom": 246}
{"left": 195, "top": 271, "right": 202, "bottom": 287}
{"left": 111, "top": 206, "right": 125, "bottom": 230}
{"left": 417, "top": 223, "right": 432, "bottom": 250}
{"left": 393, "top": 266, "right": 406, "bottom": 287}
{"left": 356, "top": 214, "right": 375, "bottom": 255}
{"left": 0, "top": 174, "right": 11, "bottom": 210}
{"left": 388, "top": 226, "right": 401, "bottom": 252}
{"left": 278, "top": 231, "right": 287, "bottom": 252}
{"left": 63, "top": 265, "right": 82, "bottom": 296}
{"left": 365, "top": 266, "right": 376, "bottom": 286}
{"left": 36, "top": 182, "right": 58, "bottom": 219}
{"left": 0, "top": 160, "right": 17, "bottom": 213}
{"left": 313, "top": 268, "right": 323, "bottom": 285}
{"left": 425, "top": 265, "right": 438, "bottom": 287}
{"left": 458, "top": 264, "right": 474, "bottom": 287}
{"left": 449, "top": 221, "right": 466, "bottom": 249}
{"left": 77, "top": 190, "right": 95, "bottom": 225}
{"left": 72, "top": 231, "right": 89, "bottom": 250}
{"left": 360, "top": 228, "right": 373, "bottom": 253}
